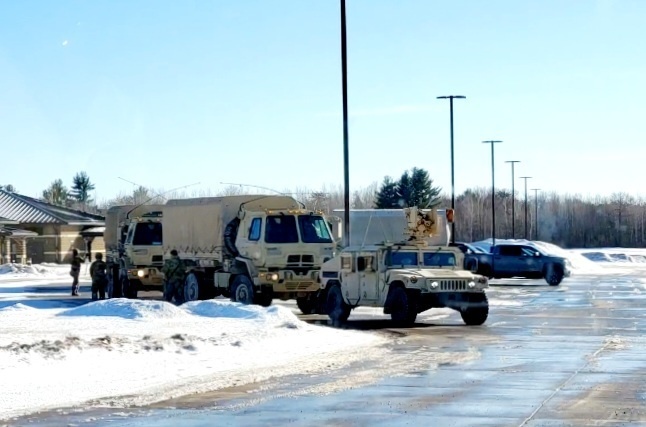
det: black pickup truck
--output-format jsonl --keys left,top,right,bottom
{"left": 463, "top": 244, "right": 571, "bottom": 286}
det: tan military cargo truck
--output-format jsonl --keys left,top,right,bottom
{"left": 321, "top": 207, "right": 490, "bottom": 327}
{"left": 162, "top": 195, "right": 336, "bottom": 312}
{"left": 104, "top": 204, "right": 165, "bottom": 298}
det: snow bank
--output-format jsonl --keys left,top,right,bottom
{"left": 0, "top": 299, "right": 386, "bottom": 420}
{"left": 0, "top": 262, "right": 88, "bottom": 281}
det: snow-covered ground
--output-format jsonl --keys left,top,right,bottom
{"left": 1, "top": 244, "right": 645, "bottom": 421}
{"left": 0, "top": 298, "right": 387, "bottom": 420}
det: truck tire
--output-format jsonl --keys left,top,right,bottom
{"left": 231, "top": 275, "right": 254, "bottom": 305}
{"left": 224, "top": 218, "right": 240, "bottom": 258}
{"left": 184, "top": 272, "right": 200, "bottom": 302}
{"left": 296, "top": 295, "right": 316, "bottom": 314}
{"left": 460, "top": 293, "right": 489, "bottom": 325}
{"left": 326, "top": 284, "right": 351, "bottom": 325}
{"left": 389, "top": 287, "right": 417, "bottom": 327}
{"left": 544, "top": 264, "right": 564, "bottom": 286}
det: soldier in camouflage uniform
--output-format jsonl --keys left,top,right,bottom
{"left": 90, "top": 253, "right": 108, "bottom": 301}
{"left": 162, "top": 249, "right": 186, "bottom": 304}
{"left": 69, "top": 249, "right": 84, "bottom": 296}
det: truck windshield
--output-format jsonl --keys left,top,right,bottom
{"left": 388, "top": 251, "right": 418, "bottom": 266}
{"left": 132, "top": 222, "right": 163, "bottom": 246}
{"left": 265, "top": 215, "right": 299, "bottom": 243}
{"left": 298, "top": 215, "right": 333, "bottom": 243}
{"left": 422, "top": 252, "right": 456, "bottom": 267}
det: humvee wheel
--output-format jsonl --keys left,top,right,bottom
{"left": 460, "top": 293, "right": 489, "bottom": 326}
{"left": 326, "top": 284, "right": 350, "bottom": 325}
{"left": 184, "top": 273, "right": 200, "bottom": 302}
{"left": 389, "top": 287, "right": 417, "bottom": 327}
{"left": 231, "top": 275, "right": 254, "bottom": 305}
{"left": 544, "top": 265, "right": 564, "bottom": 286}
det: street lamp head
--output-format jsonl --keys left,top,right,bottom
{"left": 520, "top": 176, "right": 532, "bottom": 179}
{"left": 482, "top": 140, "right": 502, "bottom": 144}
{"left": 437, "top": 95, "right": 466, "bottom": 99}
{"left": 505, "top": 160, "right": 521, "bottom": 164}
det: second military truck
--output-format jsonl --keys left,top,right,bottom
{"left": 162, "top": 195, "right": 336, "bottom": 312}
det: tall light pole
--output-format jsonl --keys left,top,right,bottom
{"left": 531, "top": 188, "right": 541, "bottom": 240}
{"left": 437, "top": 95, "right": 466, "bottom": 245}
{"left": 505, "top": 160, "right": 520, "bottom": 239}
{"left": 520, "top": 176, "right": 532, "bottom": 239}
{"left": 482, "top": 140, "right": 502, "bottom": 247}
{"left": 340, "top": 0, "right": 350, "bottom": 247}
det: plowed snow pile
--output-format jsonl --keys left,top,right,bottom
{"left": 0, "top": 299, "right": 386, "bottom": 420}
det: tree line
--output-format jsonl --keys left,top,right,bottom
{"left": 4, "top": 167, "right": 644, "bottom": 248}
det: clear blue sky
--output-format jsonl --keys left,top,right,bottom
{"left": 1, "top": 0, "right": 644, "bottom": 202}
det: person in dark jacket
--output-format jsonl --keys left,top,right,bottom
{"left": 161, "top": 250, "right": 186, "bottom": 304}
{"left": 70, "top": 249, "right": 84, "bottom": 296}
{"left": 90, "top": 253, "right": 108, "bottom": 301}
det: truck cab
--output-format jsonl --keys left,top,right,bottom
{"left": 321, "top": 207, "right": 490, "bottom": 327}
{"left": 120, "top": 211, "right": 165, "bottom": 296}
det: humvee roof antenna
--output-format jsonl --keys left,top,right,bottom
{"left": 119, "top": 179, "right": 201, "bottom": 220}
{"left": 220, "top": 182, "right": 309, "bottom": 209}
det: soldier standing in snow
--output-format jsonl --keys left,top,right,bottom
{"left": 162, "top": 249, "right": 186, "bottom": 304}
{"left": 90, "top": 253, "right": 108, "bottom": 300}
{"left": 69, "top": 249, "right": 84, "bottom": 296}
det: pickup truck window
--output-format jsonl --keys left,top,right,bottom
{"left": 498, "top": 245, "right": 523, "bottom": 256}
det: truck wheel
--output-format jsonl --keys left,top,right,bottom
{"left": 326, "top": 285, "right": 350, "bottom": 325}
{"left": 544, "top": 265, "right": 564, "bottom": 286}
{"left": 389, "top": 287, "right": 417, "bottom": 327}
{"left": 460, "top": 293, "right": 489, "bottom": 325}
{"left": 184, "top": 273, "right": 200, "bottom": 302}
{"left": 296, "top": 295, "right": 316, "bottom": 314}
{"left": 231, "top": 275, "right": 254, "bottom": 305}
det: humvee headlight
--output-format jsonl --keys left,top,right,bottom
{"left": 410, "top": 276, "right": 418, "bottom": 283}
{"left": 468, "top": 281, "right": 476, "bottom": 288}
{"left": 137, "top": 269, "right": 145, "bottom": 278}
{"left": 430, "top": 281, "right": 439, "bottom": 288}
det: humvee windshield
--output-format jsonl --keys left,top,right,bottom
{"left": 131, "top": 222, "right": 163, "bottom": 246}
{"left": 265, "top": 215, "right": 333, "bottom": 244}
{"left": 387, "top": 250, "right": 456, "bottom": 267}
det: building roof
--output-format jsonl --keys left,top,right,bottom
{"left": 0, "top": 216, "right": 18, "bottom": 225}
{"left": 80, "top": 226, "right": 105, "bottom": 237}
{"left": 0, "top": 190, "right": 105, "bottom": 226}
{"left": 1, "top": 226, "right": 39, "bottom": 238}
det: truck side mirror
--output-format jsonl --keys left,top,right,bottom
{"left": 534, "top": 251, "right": 540, "bottom": 257}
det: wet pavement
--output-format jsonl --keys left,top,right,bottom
{"left": 4, "top": 272, "right": 646, "bottom": 426}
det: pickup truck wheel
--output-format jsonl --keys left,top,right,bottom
{"left": 326, "top": 284, "right": 351, "bottom": 325}
{"left": 389, "top": 287, "right": 417, "bottom": 327}
{"left": 460, "top": 293, "right": 489, "bottom": 325}
{"left": 544, "top": 265, "right": 564, "bottom": 286}
{"left": 232, "top": 275, "right": 254, "bottom": 305}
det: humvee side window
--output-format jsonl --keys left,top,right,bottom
{"left": 341, "top": 256, "right": 352, "bottom": 270}
{"left": 357, "top": 256, "right": 374, "bottom": 272}
{"left": 248, "top": 218, "right": 262, "bottom": 241}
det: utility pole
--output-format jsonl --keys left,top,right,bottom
{"left": 520, "top": 176, "right": 532, "bottom": 239}
{"left": 482, "top": 141, "right": 502, "bottom": 247}
{"left": 340, "top": 0, "right": 350, "bottom": 247}
{"left": 505, "top": 160, "right": 520, "bottom": 239}
{"left": 437, "top": 95, "right": 466, "bottom": 245}
{"left": 531, "top": 188, "right": 541, "bottom": 240}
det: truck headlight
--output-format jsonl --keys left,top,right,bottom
{"left": 137, "top": 269, "right": 145, "bottom": 278}
{"left": 268, "top": 273, "right": 279, "bottom": 281}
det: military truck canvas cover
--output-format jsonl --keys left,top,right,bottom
{"left": 104, "top": 204, "right": 165, "bottom": 250}
{"left": 163, "top": 195, "right": 302, "bottom": 257}
{"left": 331, "top": 209, "right": 450, "bottom": 247}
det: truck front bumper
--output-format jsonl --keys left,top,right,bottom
{"left": 128, "top": 267, "right": 164, "bottom": 287}
{"left": 256, "top": 270, "right": 320, "bottom": 293}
